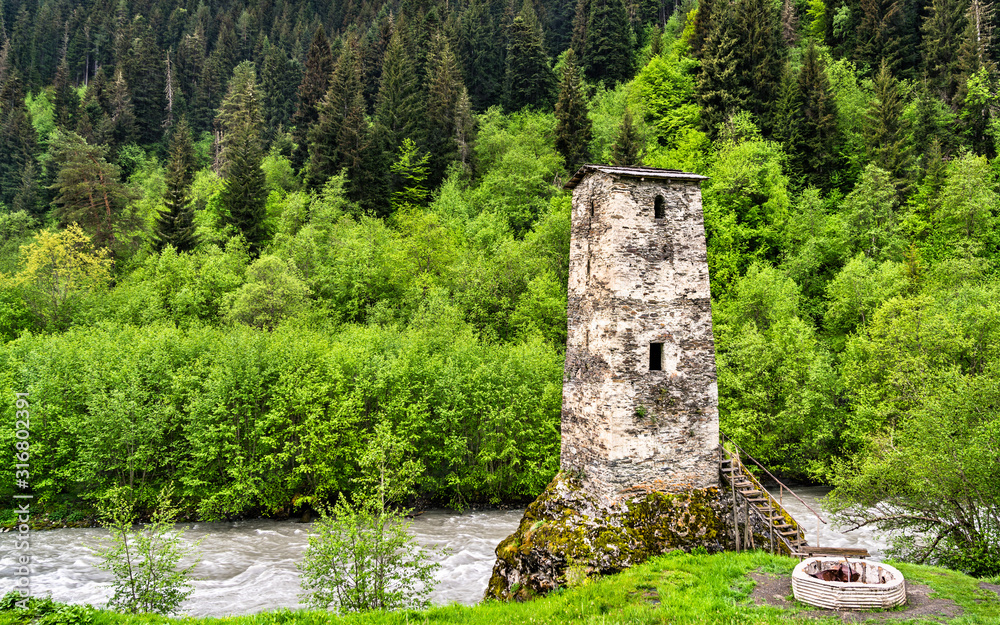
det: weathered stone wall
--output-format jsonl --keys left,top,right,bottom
{"left": 560, "top": 171, "right": 719, "bottom": 499}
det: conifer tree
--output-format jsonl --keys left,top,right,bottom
{"left": 125, "top": 20, "right": 168, "bottom": 145}
{"left": 49, "top": 130, "right": 133, "bottom": 249}
{"left": 503, "top": 2, "right": 556, "bottom": 111}
{"left": 460, "top": 0, "right": 505, "bottom": 110}
{"left": 154, "top": 120, "right": 198, "bottom": 252}
{"left": 922, "top": 0, "right": 968, "bottom": 104}
{"left": 53, "top": 56, "right": 78, "bottom": 129}
{"left": 374, "top": 28, "right": 424, "bottom": 152}
{"left": 610, "top": 107, "right": 642, "bottom": 166}
{"left": 571, "top": 0, "right": 592, "bottom": 55}
{"left": 695, "top": 2, "right": 745, "bottom": 134}
{"left": 217, "top": 62, "right": 268, "bottom": 255}
{"left": 695, "top": 0, "right": 782, "bottom": 136}
{"left": 308, "top": 42, "right": 363, "bottom": 189}
{"left": 581, "top": 0, "right": 634, "bottom": 86}
{"left": 791, "top": 44, "right": 840, "bottom": 189}
{"left": 690, "top": 0, "right": 716, "bottom": 57}
{"left": 96, "top": 69, "right": 137, "bottom": 153}
{"left": 865, "top": 60, "right": 910, "bottom": 186}
{"left": 855, "top": 0, "right": 910, "bottom": 74}
{"left": 260, "top": 38, "right": 301, "bottom": 147}
{"left": 363, "top": 9, "right": 395, "bottom": 112}
{"left": 425, "top": 33, "right": 467, "bottom": 187}
{"left": 554, "top": 48, "right": 592, "bottom": 172}
{"left": 0, "top": 71, "right": 37, "bottom": 212}
{"left": 291, "top": 27, "right": 333, "bottom": 171}
{"left": 740, "top": 0, "right": 784, "bottom": 133}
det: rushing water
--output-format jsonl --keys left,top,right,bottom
{"left": 0, "top": 509, "right": 525, "bottom": 616}
{"left": 0, "top": 489, "right": 888, "bottom": 617}
{"left": 762, "top": 483, "right": 889, "bottom": 558}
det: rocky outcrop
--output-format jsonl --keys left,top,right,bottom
{"left": 484, "top": 472, "right": 730, "bottom": 601}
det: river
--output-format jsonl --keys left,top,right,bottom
{"left": 0, "top": 488, "right": 886, "bottom": 616}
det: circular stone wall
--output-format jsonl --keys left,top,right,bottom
{"left": 792, "top": 557, "right": 906, "bottom": 610}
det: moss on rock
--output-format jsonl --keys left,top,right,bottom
{"left": 484, "top": 472, "right": 728, "bottom": 602}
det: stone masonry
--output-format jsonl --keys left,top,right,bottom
{"left": 560, "top": 165, "right": 719, "bottom": 500}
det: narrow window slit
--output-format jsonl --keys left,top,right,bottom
{"left": 649, "top": 342, "right": 663, "bottom": 370}
{"left": 654, "top": 195, "right": 665, "bottom": 219}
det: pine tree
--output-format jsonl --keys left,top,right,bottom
{"left": 922, "top": 0, "right": 968, "bottom": 104}
{"left": 554, "top": 48, "right": 592, "bottom": 172}
{"left": 154, "top": 120, "right": 198, "bottom": 252}
{"left": 781, "top": 0, "right": 799, "bottom": 45}
{"left": 217, "top": 62, "right": 268, "bottom": 255}
{"left": 865, "top": 60, "right": 909, "bottom": 186}
{"left": 291, "top": 26, "right": 333, "bottom": 171}
{"left": 96, "top": 69, "right": 137, "bottom": 153}
{"left": 571, "top": 0, "right": 592, "bottom": 55}
{"left": 582, "top": 0, "right": 634, "bottom": 86}
{"left": 610, "top": 107, "right": 642, "bottom": 166}
{"left": 855, "top": 0, "right": 909, "bottom": 73}
{"left": 49, "top": 130, "right": 133, "bottom": 248}
{"left": 425, "top": 32, "right": 466, "bottom": 187}
{"left": 363, "top": 8, "right": 395, "bottom": 113}
{"left": 503, "top": 3, "right": 556, "bottom": 111}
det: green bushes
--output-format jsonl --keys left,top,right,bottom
{"left": 0, "top": 315, "right": 562, "bottom": 516}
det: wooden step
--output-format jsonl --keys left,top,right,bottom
{"left": 739, "top": 489, "right": 762, "bottom": 496}
{"left": 779, "top": 530, "right": 802, "bottom": 537}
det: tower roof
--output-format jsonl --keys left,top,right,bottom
{"left": 563, "top": 165, "right": 708, "bottom": 190}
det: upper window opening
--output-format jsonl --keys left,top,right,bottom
{"left": 649, "top": 343, "right": 663, "bottom": 371}
{"left": 654, "top": 195, "right": 665, "bottom": 219}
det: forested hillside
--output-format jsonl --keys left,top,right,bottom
{"left": 0, "top": 0, "right": 998, "bottom": 573}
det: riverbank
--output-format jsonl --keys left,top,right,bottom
{"left": 3, "top": 551, "right": 999, "bottom": 625}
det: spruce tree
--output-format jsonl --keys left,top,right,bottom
{"left": 855, "top": 0, "right": 910, "bottom": 74}
{"left": 154, "top": 120, "right": 198, "bottom": 252}
{"left": 790, "top": 43, "right": 839, "bottom": 189}
{"left": 260, "top": 38, "right": 301, "bottom": 148}
{"left": 425, "top": 33, "right": 466, "bottom": 187}
{"left": 690, "top": 0, "right": 716, "bottom": 57}
{"left": 554, "top": 48, "right": 592, "bottom": 172}
{"left": 864, "top": 60, "right": 910, "bottom": 186}
{"left": 582, "top": 0, "right": 634, "bottom": 86}
{"left": 740, "top": 0, "right": 784, "bottom": 134}
{"left": 0, "top": 71, "right": 37, "bottom": 212}
{"left": 124, "top": 20, "right": 168, "bottom": 145}
{"left": 217, "top": 62, "right": 268, "bottom": 255}
{"left": 308, "top": 42, "right": 363, "bottom": 189}
{"left": 695, "top": 2, "right": 745, "bottom": 135}
{"left": 460, "top": 0, "right": 506, "bottom": 110}
{"left": 503, "top": 2, "right": 556, "bottom": 111}
{"left": 291, "top": 27, "right": 334, "bottom": 171}
{"left": 374, "top": 27, "right": 425, "bottom": 152}
{"left": 922, "top": 0, "right": 968, "bottom": 104}
{"left": 53, "top": 56, "right": 78, "bottom": 130}
{"left": 610, "top": 107, "right": 642, "bottom": 166}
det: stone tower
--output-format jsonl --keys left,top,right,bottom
{"left": 560, "top": 165, "right": 719, "bottom": 499}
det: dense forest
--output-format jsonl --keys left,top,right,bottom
{"left": 0, "top": 0, "right": 998, "bottom": 574}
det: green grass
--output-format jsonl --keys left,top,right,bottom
{"left": 3, "top": 552, "right": 1000, "bottom": 625}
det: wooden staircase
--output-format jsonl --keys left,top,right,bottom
{"left": 718, "top": 437, "right": 870, "bottom": 559}
{"left": 720, "top": 446, "right": 808, "bottom": 555}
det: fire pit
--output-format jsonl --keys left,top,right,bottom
{"left": 792, "top": 557, "right": 906, "bottom": 610}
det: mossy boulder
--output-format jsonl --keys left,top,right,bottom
{"left": 485, "top": 472, "right": 728, "bottom": 601}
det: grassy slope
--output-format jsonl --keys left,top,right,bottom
{"left": 4, "top": 552, "right": 999, "bottom": 625}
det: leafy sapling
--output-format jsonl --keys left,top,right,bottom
{"left": 95, "top": 484, "right": 200, "bottom": 615}
{"left": 298, "top": 422, "right": 442, "bottom": 612}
